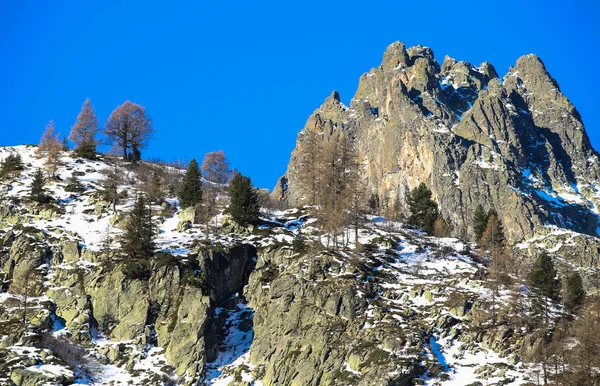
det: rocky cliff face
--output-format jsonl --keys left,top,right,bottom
{"left": 1, "top": 222, "right": 257, "bottom": 383}
{"left": 275, "top": 41, "right": 600, "bottom": 253}
{"left": 241, "top": 211, "right": 538, "bottom": 386}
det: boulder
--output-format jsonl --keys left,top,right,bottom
{"left": 6, "top": 234, "right": 49, "bottom": 290}
{"left": 175, "top": 220, "right": 191, "bottom": 232}
{"left": 11, "top": 366, "right": 74, "bottom": 386}
{"left": 179, "top": 207, "right": 196, "bottom": 223}
{"left": 60, "top": 240, "right": 80, "bottom": 262}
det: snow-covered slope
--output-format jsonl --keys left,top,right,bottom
{"left": 0, "top": 145, "right": 556, "bottom": 385}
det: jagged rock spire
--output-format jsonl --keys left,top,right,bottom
{"left": 276, "top": 41, "right": 600, "bottom": 265}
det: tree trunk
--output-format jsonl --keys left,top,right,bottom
{"left": 22, "top": 295, "right": 27, "bottom": 326}
{"left": 542, "top": 360, "right": 548, "bottom": 385}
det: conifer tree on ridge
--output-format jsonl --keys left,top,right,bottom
{"left": 179, "top": 158, "right": 203, "bottom": 209}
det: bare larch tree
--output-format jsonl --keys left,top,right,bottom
{"left": 104, "top": 101, "right": 154, "bottom": 161}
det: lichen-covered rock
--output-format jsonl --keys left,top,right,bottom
{"left": 47, "top": 264, "right": 91, "bottom": 340}
{"left": 175, "top": 220, "right": 191, "bottom": 232}
{"left": 0, "top": 135, "right": 576, "bottom": 385}
{"left": 5, "top": 213, "right": 22, "bottom": 226}
{"left": 39, "top": 208, "right": 56, "bottom": 220}
{"left": 179, "top": 207, "right": 196, "bottom": 223}
{"left": 85, "top": 265, "right": 150, "bottom": 342}
{"left": 60, "top": 240, "right": 80, "bottom": 262}
{"left": 5, "top": 234, "right": 49, "bottom": 290}
{"left": 94, "top": 201, "right": 109, "bottom": 216}
{"left": 10, "top": 366, "right": 74, "bottom": 386}
{"left": 109, "top": 214, "right": 126, "bottom": 228}
{"left": 245, "top": 246, "right": 413, "bottom": 386}
{"left": 159, "top": 286, "right": 210, "bottom": 378}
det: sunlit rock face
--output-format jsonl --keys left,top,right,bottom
{"left": 276, "top": 41, "right": 600, "bottom": 251}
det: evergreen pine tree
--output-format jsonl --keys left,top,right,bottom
{"left": 30, "top": 168, "right": 47, "bottom": 202}
{"left": 62, "top": 137, "right": 69, "bottom": 151}
{"left": 76, "top": 142, "right": 96, "bottom": 160}
{"left": 292, "top": 231, "right": 308, "bottom": 254}
{"left": 563, "top": 271, "right": 585, "bottom": 313}
{"left": 119, "top": 194, "right": 156, "bottom": 260}
{"left": 179, "top": 159, "right": 203, "bottom": 209}
{"left": 407, "top": 182, "right": 439, "bottom": 233}
{"left": 65, "top": 174, "right": 85, "bottom": 193}
{"left": 528, "top": 251, "right": 559, "bottom": 300}
{"left": 0, "top": 154, "right": 24, "bottom": 178}
{"left": 473, "top": 204, "right": 488, "bottom": 241}
{"left": 227, "top": 173, "right": 259, "bottom": 226}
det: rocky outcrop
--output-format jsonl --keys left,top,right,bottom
{"left": 245, "top": 246, "right": 419, "bottom": 386}
{"left": 157, "top": 284, "right": 210, "bottom": 378}
{"left": 3, "top": 233, "right": 49, "bottom": 290}
{"left": 45, "top": 244, "right": 258, "bottom": 380}
{"left": 86, "top": 266, "right": 150, "bottom": 343}
{"left": 0, "top": 168, "right": 563, "bottom": 385}
{"left": 235, "top": 219, "right": 540, "bottom": 385}
{"left": 10, "top": 366, "right": 74, "bottom": 386}
{"left": 0, "top": 212, "right": 259, "bottom": 383}
{"left": 275, "top": 41, "right": 600, "bottom": 252}
{"left": 152, "top": 245, "right": 257, "bottom": 378}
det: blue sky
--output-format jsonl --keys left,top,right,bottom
{"left": 1, "top": 1, "right": 598, "bottom": 188}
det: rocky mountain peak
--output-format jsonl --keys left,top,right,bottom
{"left": 324, "top": 90, "right": 341, "bottom": 106}
{"left": 479, "top": 61, "right": 498, "bottom": 79}
{"left": 381, "top": 40, "right": 409, "bottom": 70}
{"left": 406, "top": 44, "right": 435, "bottom": 63}
{"left": 441, "top": 55, "right": 456, "bottom": 73}
{"left": 505, "top": 54, "right": 559, "bottom": 98}
{"left": 514, "top": 53, "right": 551, "bottom": 81}
{"left": 276, "top": 41, "right": 600, "bottom": 265}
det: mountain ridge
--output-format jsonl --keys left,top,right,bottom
{"left": 274, "top": 40, "right": 600, "bottom": 265}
